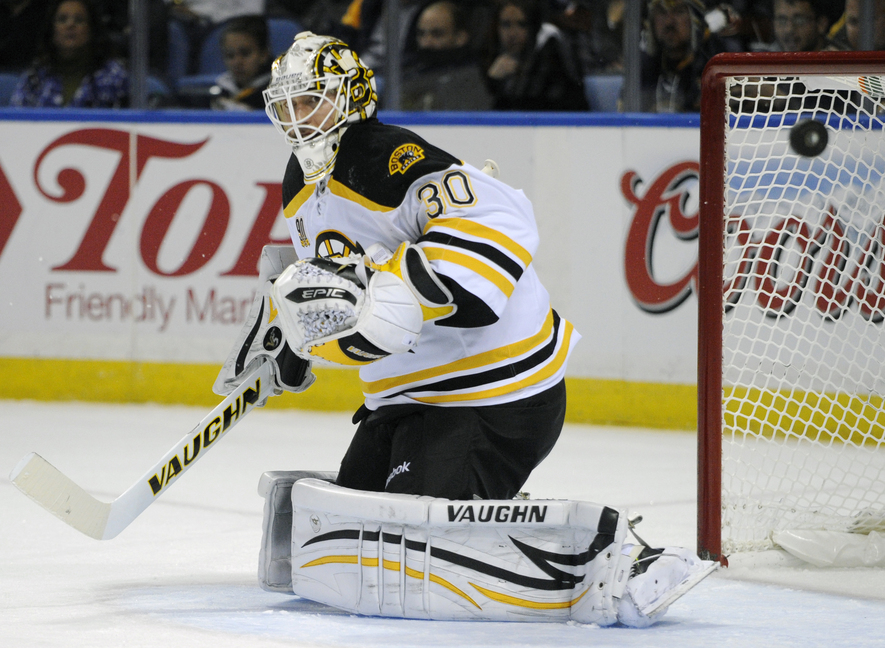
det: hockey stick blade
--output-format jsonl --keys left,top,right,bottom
{"left": 10, "top": 360, "right": 276, "bottom": 540}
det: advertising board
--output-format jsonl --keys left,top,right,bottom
{"left": 0, "top": 111, "right": 701, "bottom": 426}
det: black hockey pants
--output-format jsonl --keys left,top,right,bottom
{"left": 335, "top": 380, "right": 566, "bottom": 500}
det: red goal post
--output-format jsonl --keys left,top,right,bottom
{"left": 698, "top": 51, "right": 885, "bottom": 564}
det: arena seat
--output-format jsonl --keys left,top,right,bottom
{"left": 584, "top": 74, "right": 623, "bottom": 113}
{"left": 0, "top": 73, "right": 21, "bottom": 106}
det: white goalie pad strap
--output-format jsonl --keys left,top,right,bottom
{"left": 271, "top": 255, "right": 424, "bottom": 367}
{"left": 287, "top": 479, "right": 629, "bottom": 625}
{"left": 257, "top": 471, "right": 338, "bottom": 593}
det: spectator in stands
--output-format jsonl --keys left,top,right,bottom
{"left": 638, "top": 0, "right": 726, "bottom": 113}
{"left": 829, "top": 0, "right": 885, "bottom": 50}
{"left": 730, "top": 0, "right": 844, "bottom": 113}
{"left": 9, "top": 0, "right": 129, "bottom": 108}
{"left": 483, "top": 0, "right": 589, "bottom": 111}
{"left": 772, "top": 0, "right": 833, "bottom": 51}
{"left": 0, "top": 0, "right": 46, "bottom": 72}
{"left": 209, "top": 14, "right": 273, "bottom": 110}
{"left": 547, "top": 0, "right": 624, "bottom": 75}
{"left": 348, "top": 0, "right": 424, "bottom": 73}
{"left": 167, "top": 0, "right": 267, "bottom": 74}
{"left": 399, "top": 1, "right": 493, "bottom": 110}
{"left": 723, "top": 0, "right": 777, "bottom": 52}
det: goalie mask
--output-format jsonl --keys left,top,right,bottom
{"left": 264, "top": 32, "right": 378, "bottom": 183}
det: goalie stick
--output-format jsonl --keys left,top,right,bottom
{"left": 9, "top": 360, "right": 276, "bottom": 540}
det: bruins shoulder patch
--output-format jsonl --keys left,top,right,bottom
{"left": 389, "top": 143, "right": 425, "bottom": 175}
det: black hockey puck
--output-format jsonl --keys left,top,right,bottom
{"left": 789, "top": 119, "right": 828, "bottom": 157}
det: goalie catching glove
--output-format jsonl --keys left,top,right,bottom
{"left": 271, "top": 242, "right": 454, "bottom": 367}
{"left": 214, "top": 245, "right": 316, "bottom": 400}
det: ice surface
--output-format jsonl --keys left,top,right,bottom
{"left": 3, "top": 400, "right": 885, "bottom": 647}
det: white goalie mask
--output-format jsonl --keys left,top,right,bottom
{"left": 264, "top": 32, "right": 378, "bottom": 183}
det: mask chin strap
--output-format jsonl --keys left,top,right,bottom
{"left": 294, "top": 126, "right": 347, "bottom": 184}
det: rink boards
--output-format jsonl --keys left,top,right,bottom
{"left": 0, "top": 110, "right": 699, "bottom": 428}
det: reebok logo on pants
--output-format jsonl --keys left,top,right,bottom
{"left": 386, "top": 461, "right": 410, "bottom": 488}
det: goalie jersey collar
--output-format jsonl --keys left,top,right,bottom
{"left": 282, "top": 118, "right": 461, "bottom": 212}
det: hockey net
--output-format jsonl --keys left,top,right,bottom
{"left": 698, "top": 52, "right": 885, "bottom": 564}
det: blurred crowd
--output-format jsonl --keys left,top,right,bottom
{"left": 0, "top": 0, "right": 880, "bottom": 113}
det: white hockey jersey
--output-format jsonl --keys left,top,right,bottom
{"left": 281, "top": 119, "right": 579, "bottom": 410}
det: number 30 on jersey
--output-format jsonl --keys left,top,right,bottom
{"left": 418, "top": 170, "right": 477, "bottom": 218}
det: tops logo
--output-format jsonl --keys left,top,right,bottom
{"left": 0, "top": 128, "right": 289, "bottom": 277}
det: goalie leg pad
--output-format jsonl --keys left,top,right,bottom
{"left": 285, "top": 479, "right": 632, "bottom": 624}
{"left": 214, "top": 246, "right": 315, "bottom": 398}
{"left": 257, "top": 470, "right": 338, "bottom": 593}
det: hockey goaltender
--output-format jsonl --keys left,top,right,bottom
{"left": 212, "top": 32, "right": 717, "bottom": 626}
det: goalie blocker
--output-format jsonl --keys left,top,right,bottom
{"left": 258, "top": 472, "right": 717, "bottom": 627}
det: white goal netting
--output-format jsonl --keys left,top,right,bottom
{"left": 720, "top": 74, "right": 885, "bottom": 554}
